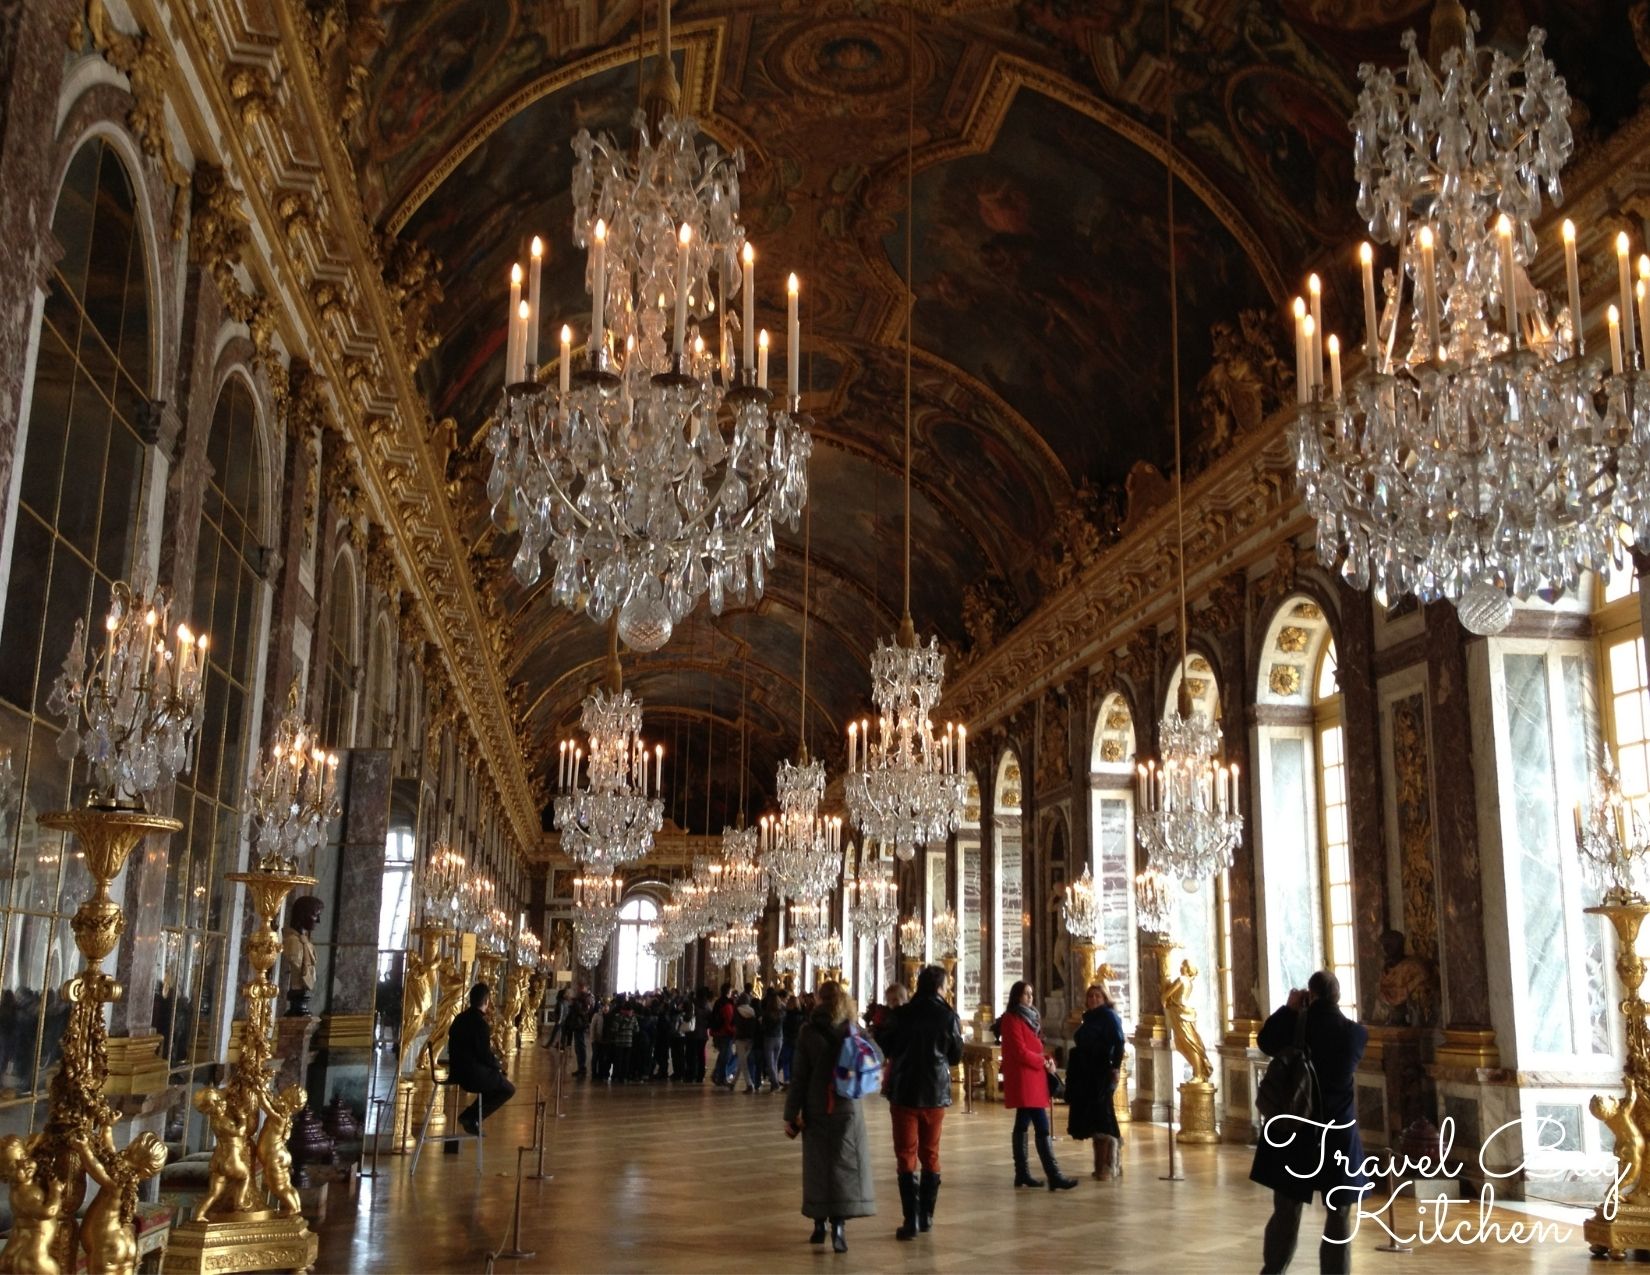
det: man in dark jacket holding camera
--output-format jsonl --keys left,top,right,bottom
{"left": 1250, "top": 970, "right": 1370, "bottom": 1273}
{"left": 877, "top": 965, "right": 965, "bottom": 1241}
{"left": 448, "top": 983, "right": 516, "bottom": 1135}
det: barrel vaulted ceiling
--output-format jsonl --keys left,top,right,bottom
{"left": 346, "top": 0, "right": 1648, "bottom": 835}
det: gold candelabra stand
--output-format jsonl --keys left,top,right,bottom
{"left": 1585, "top": 898, "right": 1650, "bottom": 1259}
{"left": 163, "top": 869, "right": 319, "bottom": 1274}
{"left": 388, "top": 926, "right": 444, "bottom": 1154}
{"left": 1067, "top": 939, "right": 1100, "bottom": 1030}
{"left": 502, "top": 962, "right": 531, "bottom": 1054}
{"left": 1, "top": 805, "right": 183, "bottom": 1275}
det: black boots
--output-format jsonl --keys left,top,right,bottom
{"left": 830, "top": 1218, "right": 847, "bottom": 1253}
{"left": 1037, "top": 1128, "right": 1079, "bottom": 1191}
{"left": 895, "top": 1172, "right": 920, "bottom": 1241}
{"left": 918, "top": 1170, "right": 940, "bottom": 1232}
{"left": 1012, "top": 1126, "right": 1044, "bottom": 1188}
{"left": 809, "top": 1219, "right": 825, "bottom": 1245}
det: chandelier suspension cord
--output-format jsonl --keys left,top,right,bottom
{"left": 739, "top": 654, "right": 749, "bottom": 817}
{"left": 902, "top": 0, "right": 916, "bottom": 632}
{"left": 800, "top": 504, "right": 811, "bottom": 753}
{"left": 1164, "top": 0, "right": 1189, "bottom": 692}
{"left": 704, "top": 677, "right": 713, "bottom": 835}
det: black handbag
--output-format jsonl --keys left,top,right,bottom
{"left": 1255, "top": 1008, "right": 1318, "bottom": 1121}
{"left": 1046, "top": 1067, "right": 1065, "bottom": 1101}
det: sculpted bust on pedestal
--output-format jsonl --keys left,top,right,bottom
{"left": 283, "top": 896, "right": 324, "bottom": 1017}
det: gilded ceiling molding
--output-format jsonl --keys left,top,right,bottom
{"left": 128, "top": 0, "right": 544, "bottom": 853}
{"left": 384, "top": 20, "right": 728, "bottom": 236}
{"left": 940, "top": 404, "right": 1309, "bottom": 731}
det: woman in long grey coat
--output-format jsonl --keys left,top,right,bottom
{"left": 783, "top": 981, "right": 875, "bottom": 1252}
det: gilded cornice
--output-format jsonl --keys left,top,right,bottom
{"left": 126, "top": 0, "right": 543, "bottom": 855}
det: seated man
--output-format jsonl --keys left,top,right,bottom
{"left": 447, "top": 983, "right": 516, "bottom": 1136}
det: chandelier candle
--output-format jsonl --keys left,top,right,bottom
{"left": 1620, "top": 231, "right": 1638, "bottom": 363}
{"left": 742, "top": 242, "right": 755, "bottom": 372}
{"left": 787, "top": 273, "right": 800, "bottom": 399}
{"left": 1291, "top": 298, "right": 1308, "bottom": 404}
{"left": 559, "top": 324, "right": 571, "bottom": 396}
{"left": 1610, "top": 305, "right": 1624, "bottom": 376}
{"left": 1359, "top": 243, "right": 1378, "bottom": 360}
{"left": 758, "top": 329, "right": 769, "bottom": 390}
{"left": 590, "top": 219, "right": 607, "bottom": 355}
{"left": 506, "top": 263, "right": 522, "bottom": 387}
{"left": 674, "top": 223, "right": 692, "bottom": 356}
{"left": 1497, "top": 215, "right": 1519, "bottom": 344}
{"left": 1564, "top": 220, "right": 1584, "bottom": 354}
{"left": 1307, "top": 272, "right": 1323, "bottom": 386}
{"left": 528, "top": 236, "right": 543, "bottom": 368}
{"left": 1327, "top": 334, "right": 1342, "bottom": 400}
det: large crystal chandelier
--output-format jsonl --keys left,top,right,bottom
{"left": 715, "top": 824, "right": 767, "bottom": 925}
{"left": 930, "top": 908, "right": 959, "bottom": 962}
{"left": 553, "top": 646, "right": 664, "bottom": 871}
{"left": 1136, "top": 46, "right": 1245, "bottom": 891}
{"left": 1062, "top": 865, "right": 1102, "bottom": 944}
{"left": 1576, "top": 751, "right": 1650, "bottom": 905}
{"left": 1287, "top": 3, "right": 1647, "bottom": 633}
{"left": 847, "top": 846, "right": 900, "bottom": 940}
{"left": 49, "top": 578, "right": 209, "bottom": 807}
{"left": 486, "top": 2, "right": 810, "bottom": 651}
{"left": 1135, "top": 865, "right": 1174, "bottom": 939}
{"left": 243, "top": 683, "right": 340, "bottom": 875}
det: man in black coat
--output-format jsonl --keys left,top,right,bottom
{"left": 877, "top": 965, "right": 966, "bottom": 1241}
{"left": 1250, "top": 970, "right": 1370, "bottom": 1274}
{"left": 448, "top": 983, "right": 516, "bottom": 1136}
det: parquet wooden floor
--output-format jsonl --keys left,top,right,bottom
{"left": 312, "top": 1046, "right": 1593, "bottom": 1273}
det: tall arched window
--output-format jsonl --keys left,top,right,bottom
{"left": 1313, "top": 642, "right": 1358, "bottom": 1011}
{"left": 0, "top": 138, "right": 152, "bottom": 1105}
{"left": 615, "top": 895, "right": 661, "bottom": 994}
{"left": 319, "top": 556, "right": 357, "bottom": 749}
{"left": 955, "top": 774, "right": 982, "bottom": 1016}
{"left": 367, "top": 614, "right": 395, "bottom": 748}
{"left": 1090, "top": 692, "right": 1136, "bottom": 1024}
{"left": 161, "top": 374, "right": 268, "bottom": 1078}
{"left": 992, "top": 751, "right": 1024, "bottom": 1004}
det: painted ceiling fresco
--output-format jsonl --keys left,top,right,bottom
{"left": 351, "top": 0, "right": 1650, "bottom": 830}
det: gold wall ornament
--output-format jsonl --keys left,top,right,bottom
{"left": 16, "top": 806, "right": 181, "bottom": 1271}
{"left": 1268, "top": 663, "right": 1303, "bottom": 697}
{"left": 1585, "top": 899, "right": 1650, "bottom": 1258}
{"left": 163, "top": 870, "right": 319, "bottom": 1275}
{"left": 1276, "top": 625, "right": 1310, "bottom": 654}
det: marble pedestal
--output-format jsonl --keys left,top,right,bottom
{"left": 1217, "top": 1022, "right": 1263, "bottom": 1146}
{"left": 1356, "top": 1024, "right": 1429, "bottom": 1150}
{"left": 1130, "top": 1016, "right": 1170, "bottom": 1123}
{"left": 274, "top": 1015, "right": 321, "bottom": 1097}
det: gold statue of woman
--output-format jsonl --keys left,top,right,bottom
{"left": 1158, "top": 947, "right": 1213, "bottom": 1082}
{"left": 398, "top": 946, "right": 438, "bottom": 1077}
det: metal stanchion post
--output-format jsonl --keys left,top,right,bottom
{"left": 555, "top": 1045, "right": 566, "bottom": 1118}
{"left": 530, "top": 1087, "right": 543, "bottom": 1149}
{"left": 528, "top": 1090, "right": 552, "bottom": 1181}
{"left": 496, "top": 1147, "right": 537, "bottom": 1261}
{"left": 360, "top": 1098, "right": 386, "bottom": 1179}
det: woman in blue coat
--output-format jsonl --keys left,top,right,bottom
{"left": 1249, "top": 971, "right": 1370, "bottom": 1274}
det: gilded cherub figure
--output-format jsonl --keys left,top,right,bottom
{"left": 258, "top": 1084, "right": 307, "bottom": 1218}
{"left": 73, "top": 1131, "right": 166, "bottom": 1275}
{"left": 1593, "top": 1079, "right": 1647, "bottom": 1202}
{"left": 0, "top": 1134, "right": 64, "bottom": 1274}
{"left": 194, "top": 1087, "right": 255, "bottom": 1218}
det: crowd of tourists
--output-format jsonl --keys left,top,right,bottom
{"left": 540, "top": 965, "right": 1366, "bottom": 1271}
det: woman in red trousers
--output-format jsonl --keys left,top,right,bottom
{"left": 998, "top": 980, "right": 1078, "bottom": 1191}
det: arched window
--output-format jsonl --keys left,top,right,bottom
{"left": 993, "top": 751, "right": 1024, "bottom": 1004}
{"left": 160, "top": 374, "right": 269, "bottom": 1077}
{"left": 955, "top": 774, "right": 982, "bottom": 1017}
{"left": 319, "top": 556, "right": 357, "bottom": 749}
{"left": 1090, "top": 692, "right": 1136, "bottom": 1024}
{"left": 615, "top": 895, "right": 661, "bottom": 995}
{"left": 0, "top": 138, "right": 152, "bottom": 1104}
{"left": 367, "top": 614, "right": 395, "bottom": 748}
{"left": 1313, "top": 642, "right": 1358, "bottom": 1010}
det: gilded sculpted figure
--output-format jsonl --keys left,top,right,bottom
{"left": 73, "top": 1132, "right": 166, "bottom": 1275}
{"left": 1158, "top": 948, "right": 1213, "bottom": 1083}
{"left": 0, "top": 1134, "right": 64, "bottom": 1274}
{"left": 424, "top": 953, "right": 466, "bottom": 1071}
{"left": 398, "top": 946, "right": 438, "bottom": 1076}
{"left": 1594, "top": 1080, "right": 1647, "bottom": 1201}
{"left": 194, "top": 1087, "right": 255, "bottom": 1218}
{"left": 258, "top": 1085, "right": 307, "bottom": 1218}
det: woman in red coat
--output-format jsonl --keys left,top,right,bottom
{"left": 998, "top": 981, "right": 1078, "bottom": 1191}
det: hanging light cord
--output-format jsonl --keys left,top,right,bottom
{"left": 800, "top": 503, "right": 811, "bottom": 753}
{"left": 902, "top": 0, "right": 916, "bottom": 631}
{"left": 1165, "top": 0, "right": 1189, "bottom": 687}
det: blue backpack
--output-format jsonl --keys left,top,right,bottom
{"left": 833, "top": 1026, "right": 884, "bottom": 1100}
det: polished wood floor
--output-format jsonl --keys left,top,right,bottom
{"left": 314, "top": 1046, "right": 1593, "bottom": 1273}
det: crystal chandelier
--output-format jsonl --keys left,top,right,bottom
{"left": 1135, "top": 865, "right": 1174, "bottom": 939}
{"left": 773, "top": 944, "right": 800, "bottom": 980}
{"left": 847, "top": 848, "right": 900, "bottom": 940}
{"left": 1287, "top": 5, "right": 1644, "bottom": 632}
{"left": 1062, "top": 865, "right": 1102, "bottom": 944}
{"left": 243, "top": 683, "right": 340, "bottom": 875}
{"left": 708, "top": 921, "right": 757, "bottom": 969}
{"left": 574, "top": 904, "right": 618, "bottom": 969}
{"left": 714, "top": 824, "right": 767, "bottom": 926}
{"left": 553, "top": 653, "right": 664, "bottom": 872}
{"left": 486, "top": 3, "right": 810, "bottom": 650}
{"left": 49, "top": 578, "right": 209, "bottom": 807}
{"left": 930, "top": 907, "right": 959, "bottom": 962}
{"left": 791, "top": 898, "right": 830, "bottom": 959}
{"left": 1575, "top": 751, "right": 1650, "bottom": 905}
{"left": 843, "top": 15, "right": 967, "bottom": 861}
{"left": 572, "top": 868, "right": 624, "bottom": 911}
{"left": 1136, "top": 699, "right": 1242, "bottom": 884}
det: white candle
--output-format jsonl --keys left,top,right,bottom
{"left": 674, "top": 223, "right": 693, "bottom": 356}
{"left": 591, "top": 219, "right": 608, "bottom": 361}
{"left": 758, "top": 329, "right": 770, "bottom": 390}
{"left": 1563, "top": 220, "right": 1583, "bottom": 357}
{"left": 1307, "top": 273, "right": 1323, "bottom": 390}
{"left": 1292, "top": 297, "right": 1307, "bottom": 404}
{"left": 1419, "top": 225, "right": 1440, "bottom": 359}
{"left": 655, "top": 744, "right": 663, "bottom": 793}
{"left": 1609, "top": 304, "right": 1624, "bottom": 375}
{"left": 849, "top": 722, "right": 857, "bottom": 772}
{"left": 1621, "top": 232, "right": 1639, "bottom": 367}
{"left": 958, "top": 725, "right": 966, "bottom": 772}
{"left": 1230, "top": 763, "right": 1240, "bottom": 813}
{"left": 1639, "top": 280, "right": 1650, "bottom": 375}
{"left": 1302, "top": 315, "right": 1318, "bottom": 391}
{"left": 507, "top": 262, "right": 523, "bottom": 387}
{"left": 741, "top": 242, "right": 755, "bottom": 373}
{"left": 1328, "top": 334, "right": 1342, "bottom": 399}
{"left": 527, "top": 237, "right": 543, "bottom": 370}
{"left": 1497, "top": 214, "right": 1518, "bottom": 346}
{"left": 1359, "top": 243, "right": 1378, "bottom": 363}
{"left": 559, "top": 324, "right": 572, "bottom": 397}
{"left": 558, "top": 740, "right": 567, "bottom": 789}
{"left": 513, "top": 299, "right": 530, "bottom": 384}
{"left": 787, "top": 273, "right": 800, "bottom": 400}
